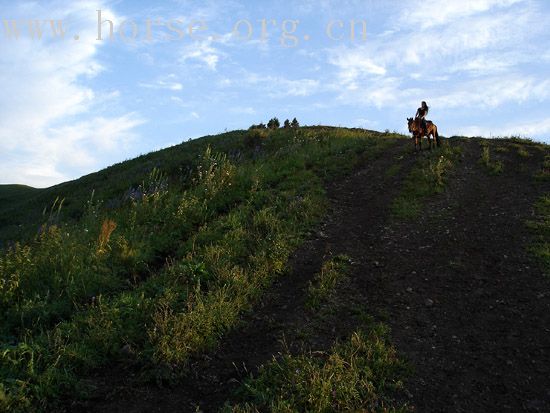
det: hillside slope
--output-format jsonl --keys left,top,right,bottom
{"left": 1, "top": 128, "right": 549, "bottom": 412}
{"left": 0, "top": 130, "right": 245, "bottom": 247}
{"left": 80, "top": 136, "right": 550, "bottom": 413}
{"left": 1, "top": 126, "right": 402, "bottom": 412}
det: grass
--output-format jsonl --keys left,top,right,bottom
{"left": 535, "top": 154, "right": 550, "bottom": 181}
{"left": 224, "top": 323, "right": 410, "bottom": 413}
{"left": 385, "top": 163, "right": 402, "bottom": 178}
{"left": 479, "top": 142, "right": 504, "bottom": 175}
{"left": 0, "top": 130, "right": 249, "bottom": 248}
{"left": 0, "top": 127, "right": 402, "bottom": 411}
{"left": 526, "top": 195, "right": 550, "bottom": 276}
{"left": 391, "top": 142, "right": 462, "bottom": 219}
{"left": 516, "top": 145, "right": 531, "bottom": 158}
{"left": 306, "top": 255, "right": 351, "bottom": 310}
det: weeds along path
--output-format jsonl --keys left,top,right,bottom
{"left": 86, "top": 139, "right": 417, "bottom": 413}
{"left": 357, "top": 139, "right": 550, "bottom": 412}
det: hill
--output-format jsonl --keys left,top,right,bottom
{"left": 0, "top": 130, "right": 245, "bottom": 248}
{"left": 0, "top": 127, "right": 549, "bottom": 412}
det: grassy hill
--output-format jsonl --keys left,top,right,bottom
{"left": 0, "top": 126, "right": 548, "bottom": 412}
{"left": 0, "top": 131, "right": 246, "bottom": 248}
{"left": 0, "top": 185, "right": 39, "bottom": 201}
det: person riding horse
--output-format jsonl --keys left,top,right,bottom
{"left": 415, "top": 101, "right": 429, "bottom": 134}
{"left": 407, "top": 101, "right": 440, "bottom": 151}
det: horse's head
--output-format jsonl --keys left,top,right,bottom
{"left": 407, "top": 117, "right": 415, "bottom": 132}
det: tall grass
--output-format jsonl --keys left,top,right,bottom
{"left": 391, "top": 142, "right": 461, "bottom": 219}
{"left": 527, "top": 195, "right": 550, "bottom": 276}
{"left": 535, "top": 154, "right": 550, "bottom": 181}
{"left": 224, "top": 324, "right": 409, "bottom": 413}
{"left": 479, "top": 142, "right": 504, "bottom": 175}
{"left": 307, "top": 255, "right": 351, "bottom": 309}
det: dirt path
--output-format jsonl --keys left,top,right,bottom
{"left": 356, "top": 139, "right": 550, "bottom": 412}
{"left": 84, "top": 138, "right": 550, "bottom": 413}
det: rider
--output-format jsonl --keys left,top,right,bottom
{"left": 415, "top": 101, "right": 429, "bottom": 132}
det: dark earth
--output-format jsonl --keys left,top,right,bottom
{"left": 77, "top": 138, "right": 550, "bottom": 412}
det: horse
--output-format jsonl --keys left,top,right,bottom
{"left": 407, "top": 117, "right": 440, "bottom": 151}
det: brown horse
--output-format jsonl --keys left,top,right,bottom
{"left": 407, "top": 117, "right": 440, "bottom": 151}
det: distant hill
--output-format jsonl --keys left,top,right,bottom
{"left": 0, "top": 130, "right": 247, "bottom": 246}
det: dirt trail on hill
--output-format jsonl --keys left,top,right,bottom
{"left": 86, "top": 138, "right": 550, "bottom": 413}
{"left": 358, "top": 140, "right": 550, "bottom": 412}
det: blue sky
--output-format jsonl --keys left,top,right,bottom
{"left": 1, "top": 0, "right": 550, "bottom": 187}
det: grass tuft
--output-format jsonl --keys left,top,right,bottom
{"left": 224, "top": 325, "right": 410, "bottom": 413}
{"left": 535, "top": 154, "right": 550, "bottom": 181}
{"left": 479, "top": 142, "right": 504, "bottom": 175}
{"left": 526, "top": 195, "right": 550, "bottom": 276}
{"left": 306, "top": 255, "right": 351, "bottom": 309}
{"left": 391, "top": 142, "right": 461, "bottom": 219}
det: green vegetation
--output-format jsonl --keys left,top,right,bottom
{"left": 385, "top": 163, "right": 402, "bottom": 178}
{"left": 391, "top": 142, "right": 462, "bottom": 219}
{"left": 535, "top": 154, "right": 550, "bottom": 181}
{"left": 0, "top": 185, "right": 38, "bottom": 203}
{"left": 0, "top": 130, "right": 249, "bottom": 247}
{"left": 306, "top": 255, "right": 351, "bottom": 309}
{"left": 479, "top": 142, "right": 504, "bottom": 175}
{"left": 267, "top": 117, "right": 281, "bottom": 130}
{"left": 225, "top": 324, "right": 409, "bottom": 413}
{"left": 515, "top": 145, "right": 531, "bottom": 158}
{"left": 527, "top": 195, "right": 550, "bottom": 276}
{"left": 0, "top": 126, "right": 400, "bottom": 411}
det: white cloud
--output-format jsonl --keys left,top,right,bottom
{"left": 432, "top": 77, "right": 550, "bottom": 109}
{"left": 354, "top": 118, "right": 379, "bottom": 129}
{"left": 179, "top": 37, "right": 226, "bottom": 70}
{"left": 447, "top": 54, "right": 521, "bottom": 76}
{"left": 139, "top": 74, "right": 183, "bottom": 90}
{"left": 454, "top": 117, "right": 550, "bottom": 141}
{"left": 0, "top": 1, "right": 144, "bottom": 187}
{"left": 398, "top": 0, "right": 525, "bottom": 29}
{"left": 271, "top": 78, "right": 320, "bottom": 97}
{"left": 229, "top": 106, "right": 256, "bottom": 115}
{"left": 170, "top": 96, "right": 186, "bottom": 106}
{"left": 328, "top": 48, "right": 386, "bottom": 90}
{"left": 241, "top": 72, "right": 320, "bottom": 97}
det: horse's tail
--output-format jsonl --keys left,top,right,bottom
{"left": 435, "top": 126, "right": 441, "bottom": 147}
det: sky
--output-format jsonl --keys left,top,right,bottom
{"left": 1, "top": 0, "right": 550, "bottom": 187}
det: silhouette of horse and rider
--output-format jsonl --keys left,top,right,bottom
{"left": 407, "top": 101, "right": 440, "bottom": 151}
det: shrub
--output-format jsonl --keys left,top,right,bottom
{"left": 267, "top": 117, "right": 280, "bottom": 130}
{"left": 244, "top": 128, "right": 268, "bottom": 149}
